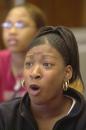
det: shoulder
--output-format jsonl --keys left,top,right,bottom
{"left": 74, "top": 101, "right": 86, "bottom": 129}
{"left": 0, "top": 97, "right": 21, "bottom": 118}
{"left": 0, "top": 49, "right": 11, "bottom": 69}
{"left": 0, "top": 49, "right": 10, "bottom": 55}
{"left": 0, "top": 49, "right": 11, "bottom": 58}
{"left": 0, "top": 97, "right": 22, "bottom": 129}
{"left": 66, "top": 88, "right": 86, "bottom": 129}
{"left": 0, "top": 49, "right": 11, "bottom": 63}
{"left": 0, "top": 94, "right": 31, "bottom": 130}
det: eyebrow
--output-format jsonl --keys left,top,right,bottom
{"left": 26, "top": 53, "right": 58, "bottom": 59}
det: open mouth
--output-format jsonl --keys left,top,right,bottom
{"left": 29, "top": 84, "right": 40, "bottom": 96}
{"left": 8, "top": 38, "right": 18, "bottom": 46}
{"left": 30, "top": 84, "right": 40, "bottom": 90}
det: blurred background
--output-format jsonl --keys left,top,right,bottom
{"left": 0, "top": 0, "right": 86, "bottom": 92}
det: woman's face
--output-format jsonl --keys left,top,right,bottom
{"left": 24, "top": 42, "right": 72, "bottom": 105}
{"left": 2, "top": 6, "right": 38, "bottom": 52}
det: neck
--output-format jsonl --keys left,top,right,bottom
{"left": 31, "top": 95, "right": 72, "bottom": 119}
{"left": 11, "top": 52, "right": 26, "bottom": 77}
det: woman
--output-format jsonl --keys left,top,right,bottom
{"left": 0, "top": 3, "right": 47, "bottom": 102}
{"left": 0, "top": 26, "right": 86, "bottom": 130}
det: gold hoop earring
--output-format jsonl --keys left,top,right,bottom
{"left": 21, "top": 80, "right": 25, "bottom": 87}
{"left": 63, "top": 80, "right": 69, "bottom": 91}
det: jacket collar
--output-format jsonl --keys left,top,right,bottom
{"left": 19, "top": 88, "right": 85, "bottom": 120}
{"left": 64, "top": 88, "right": 85, "bottom": 117}
{"left": 19, "top": 93, "right": 38, "bottom": 129}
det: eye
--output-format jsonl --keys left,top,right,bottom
{"left": 1, "top": 21, "right": 12, "bottom": 29}
{"left": 43, "top": 63, "right": 54, "bottom": 69}
{"left": 24, "top": 62, "right": 33, "bottom": 68}
{"left": 15, "top": 21, "right": 26, "bottom": 29}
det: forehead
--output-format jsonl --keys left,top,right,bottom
{"left": 6, "top": 7, "right": 30, "bottom": 20}
{"left": 26, "top": 43, "right": 63, "bottom": 59}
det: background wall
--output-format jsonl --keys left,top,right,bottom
{"left": 71, "top": 28, "right": 86, "bottom": 89}
{"left": 27, "top": 0, "right": 82, "bottom": 26}
{"left": 26, "top": 0, "right": 86, "bottom": 27}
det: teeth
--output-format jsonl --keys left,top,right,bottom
{"left": 9, "top": 39, "right": 16, "bottom": 42}
{"left": 8, "top": 39, "right": 17, "bottom": 45}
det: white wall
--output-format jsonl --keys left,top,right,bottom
{"left": 71, "top": 28, "right": 86, "bottom": 96}
{"left": 71, "top": 28, "right": 86, "bottom": 85}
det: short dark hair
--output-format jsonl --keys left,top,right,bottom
{"left": 27, "top": 26, "right": 83, "bottom": 85}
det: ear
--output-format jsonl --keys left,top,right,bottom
{"left": 64, "top": 65, "right": 73, "bottom": 81}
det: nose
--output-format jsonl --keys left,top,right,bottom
{"left": 30, "top": 65, "right": 42, "bottom": 80}
{"left": 9, "top": 27, "right": 17, "bottom": 34}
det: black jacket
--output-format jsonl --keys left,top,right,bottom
{"left": 0, "top": 88, "right": 86, "bottom": 130}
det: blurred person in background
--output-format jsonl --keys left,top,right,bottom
{"left": 0, "top": 3, "right": 47, "bottom": 102}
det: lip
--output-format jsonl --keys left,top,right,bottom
{"left": 8, "top": 39, "right": 17, "bottom": 45}
{"left": 7, "top": 38, "right": 18, "bottom": 46}
{"left": 28, "top": 84, "right": 41, "bottom": 96}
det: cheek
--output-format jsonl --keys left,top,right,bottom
{"left": 2, "top": 31, "right": 8, "bottom": 46}
{"left": 41, "top": 73, "right": 63, "bottom": 101}
{"left": 2, "top": 30, "right": 7, "bottom": 40}
{"left": 45, "top": 76, "right": 63, "bottom": 99}
{"left": 44, "top": 70, "right": 64, "bottom": 89}
{"left": 19, "top": 29, "right": 37, "bottom": 45}
{"left": 23, "top": 28, "right": 37, "bottom": 38}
